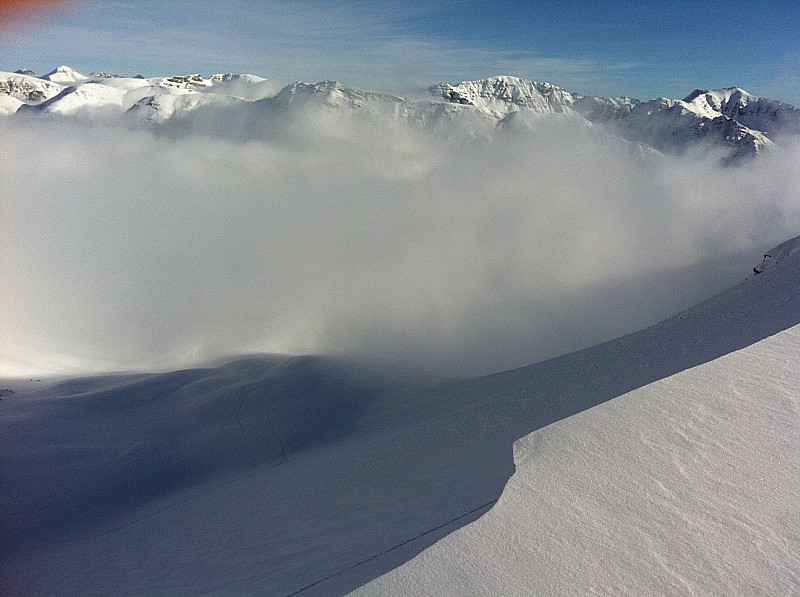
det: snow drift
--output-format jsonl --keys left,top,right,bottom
{"left": 354, "top": 312, "right": 800, "bottom": 596}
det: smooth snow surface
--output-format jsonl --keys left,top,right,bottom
{"left": 41, "top": 65, "right": 89, "bottom": 85}
{"left": 32, "top": 82, "right": 127, "bottom": 115}
{"left": 352, "top": 325, "right": 800, "bottom": 596}
{"left": 2, "top": 235, "right": 799, "bottom": 596}
{"left": 0, "top": 93, "right": 22, "bottom": 115}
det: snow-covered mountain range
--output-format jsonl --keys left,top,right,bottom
{"left": 3, "top": 66, "right": 800, "bottom": 160}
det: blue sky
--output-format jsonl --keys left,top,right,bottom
{"left": 2, "top": 0, "right": 799, "bottom": 103}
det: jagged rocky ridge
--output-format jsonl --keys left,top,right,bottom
{"left": 2, "top": 67, "right": 799, "bottom": 159}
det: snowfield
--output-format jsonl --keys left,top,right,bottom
{"left": 353, "top": 325, "right": 800, "bottom": 597}
{"left": 1, "top": 236, "right": 798, "bottom": 596}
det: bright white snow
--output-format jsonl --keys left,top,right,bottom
{"left": 41, "top": 65, "right": 89, "bottom": 85}
{"left": 1, "top": 235, "right": 798, "bottom": 597}
{"left": 352, "top": 325, "right": 800, "bottom": 596}
{"left": 2, "top": 66, "right": 799, "bottom": 158}
{"left": 0, "top": 93, "right": 22, "bottom": 115}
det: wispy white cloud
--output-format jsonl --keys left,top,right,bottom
{"left": 1, "top": 0, "right": 798, "bottom": 103}
{"left": 0, "top": 0, "right": 643, "bottom": 96}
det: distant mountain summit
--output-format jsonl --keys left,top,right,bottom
{"left": 2, "top": 66, "right": 799, "bottom": 160}
{"left": 41, "top": 65, "right": 89, "bottom": 85}
{"left": 0, "top": 70, "right": 62, "bottom": 103}
{"left": 430, "top": 76, "right": 578, "bottom": 115}
{"left": 433, "top": 77, "right": 794, "bottom": 159}
{"left": 683, "top": 86, "right": 800, "bottom": 137}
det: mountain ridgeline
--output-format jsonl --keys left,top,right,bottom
{"left": 2, "top": 67, "right": 800, "bottom": 160}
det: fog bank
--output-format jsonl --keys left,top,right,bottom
{"left": 2, "top": 117, "right": 799, "bottom": 377}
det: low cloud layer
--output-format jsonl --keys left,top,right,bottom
{"left": 2, "top": 115, "right": 799, "bottom": 377}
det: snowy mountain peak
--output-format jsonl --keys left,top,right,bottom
{"left": 3, "top": 65, "right": 799, "bottom": 159}
{"left": 570, "top": 90, "right": 781, "bottom": 159}
{"left": 683, "top": 87, "right": 800, "bottom": 136}
{"left": 432, "top": 76, "right": 578, "bottom": 115}
{"left": 684, "top": 86, "right": 754, "bottom": 105}
{"left": 0, "top": 71, "right": 63, "bottom": 104}
{"left": 272, "top": 80, "right": 403, "bottom": 111}
{"left": 41, "top": 65, "right": 88, "bottom": 84}
{"left": 209, "top": 73, "right": 266, "bottom": 84}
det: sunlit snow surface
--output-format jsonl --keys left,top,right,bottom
{"left": 1, "top": 238, "right": 798, "bottom": 596}
{"left": 352, "top": 326, "right": 800, "bottom": 596}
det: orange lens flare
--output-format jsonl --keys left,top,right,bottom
{"left": 0, "top": 0, "right": 76, "bottom": 23}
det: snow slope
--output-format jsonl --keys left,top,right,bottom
{"left": 352, "top": 324, "right": 799, "bottom": 596}
{"left": 41, "top": 65, "right": 89, "bottom": 85}
{"left": 23, "top": 82, "right": 128, "bottom": 116}
{"left": 595, "top": 96, "right": 774, "bottom": 160}
{"left": 432, "top": 77, "right": 786, "bottom": 158}
{"left": 0, "top": 93, "right": 22, "bottom": 115}
{"left": 685, "top": 87, "right": 800, "bottom": 137}
{"left": 0, "top": 70, "right": 63, "bottom": 103}
{"left": 431, "top": 76, "right": 579, "bottom": 116}
{"left": 2, "top": 232, "right": 798, "bottom": 596}
{"left": 126, "top": 90, "right": 248, "bottom": 124}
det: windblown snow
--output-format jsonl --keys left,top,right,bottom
{"left": 353, "top": 318, "right": 800, "bottom": 597}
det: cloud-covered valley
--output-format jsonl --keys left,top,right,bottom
{"left": 2, "top": 113, "right": 799, "bottom": 377}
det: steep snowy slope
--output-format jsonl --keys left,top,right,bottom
{"left": 2, "top": 234, "right": 798, "bottom": 597}
{"left": 615, "top": 96, "right": 773, "bottom": 159}
{"left": 0, "top": 70, "right": 63, "bottom": 103}
{"left": 22, "top": 82, "right": 128, "bottom": 116}
{"left": 430, "top": 76, "right": 578, "bottom": 116}
{"left": 685, "top": 87, "right": 800, "bottom": 137}
{"left": 431, "top": 77, "right": 790, "bottom": 158}
{"left": 126, "top": 90, "right": 248, "bottom": 124}
{"left": 0, "top": 94, "right": 23, "bottom": 115}
{"left": 41, "top": 65, "right": 89, "bottom": 85}
{"left": 353, "top": 323, "right": 799, "bottom": 596}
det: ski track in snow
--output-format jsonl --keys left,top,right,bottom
{"left": 236, "top": 384, "right": 287, "bottom": 464}
{"left": 285, "top": 499, "right": 498, "bottom": 597}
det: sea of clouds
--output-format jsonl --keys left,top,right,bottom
{"left": 2, "top": 110, "right": 799, "bottom": 377}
